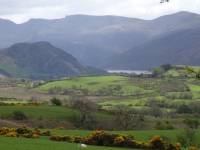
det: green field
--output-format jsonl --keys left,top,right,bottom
{"left": 1, "top": 73, "right": 200, "bottom": 121}
{"left": 0, "top": 136, "right": 136, "bottom": 150}
{"left": 0, "top": 129, "right": 200, "bottom": 150}
{"left": 188, "top": 84, "right": 200, "bottom": 99}
{"left": 0, "top": 105, "right": 111, "bottom": 121}
{"left": 0, "top": 106, "right": 78, "bottom": 120}
{"left": 38, "top": 76, "right": 147, "bottom": 95}
{"left": 47, "top": 129, "right": 200, "bottom": 145}
{"left": 30, "top": 73, "right": 200, "bottom": 120}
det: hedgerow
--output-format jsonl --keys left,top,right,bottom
{"left": 0, "top": 128, "right": 198, "bottom": 150}
{"left": 50, "top": 130, "right": 182, "bottom": 150}
{"left": 0, "top": 127, "right": 51, "bottom": 138}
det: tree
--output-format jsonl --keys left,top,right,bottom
{"left": 12, "top": 111, "right": 27, "bottom": 120}
{"left": 50, "top": 97, "right": 62, "bottom": 106}
{"left": 114, "top": 105, "right": 144, "bottom": 130}
{"left": 152, "top": 64, "right": 172, "bottom": 77}
{"left": 186, "top": 66, "right": 200, "bottom": 79}
{"left": 70, "top": 97, "right": 97, "bottom": 129}
{"left": 183, "top": 118, "right": 200, "bottom": 129}
{"left": 177, "top": 104, "right": 192, "bottom": 114}
{"left": 161, "top": 64, "right": 172, "bottom": 71}
{"left": 151, "top": 106, "right": 163, "bottom": 118}
{"left": 177, "top": 129, "right": 196, "bottom": 148}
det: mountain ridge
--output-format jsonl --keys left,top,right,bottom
{"left": 0, "top": 11, "right": 200, "bottom": 69}
{"left": 1, "top": 11, "right": 198, "bottom": 25}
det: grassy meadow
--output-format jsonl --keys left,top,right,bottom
{"left": 0, "top": 136, "right": 136, "bottom": 150}
{"left": 47, "top": 129, "right": 200, "bottom": 145}
{"left": 38, "top": 75, "right": 149, "bottom": 96}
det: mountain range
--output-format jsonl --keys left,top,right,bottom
{"left": 0, "top": 11, "right": 200, "bottom": 70}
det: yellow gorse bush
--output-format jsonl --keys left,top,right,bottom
{"left": 0, "top": 128, "right": 184, "bottom": 150}
{"left": 114, "top": 136, "right": 125, "bottom": 144}
{"left": 0, "top": 127, "right": 51, "bottom": 139}
{"left": 189, "top": 146, "right": 199, "bottom": 150}
{"left": 49, "top": 130, "right": 181, "bottom": 150}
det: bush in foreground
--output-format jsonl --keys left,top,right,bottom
{"left": 50, "top": 130, "right": 181, "bottom": 150}
{"left": 0, "top": 127, "right": 51, "bottom": 139}
{"left": 50, "top": 98, "right": 62, "bottom": 106}
{"left": 12, "top": 111, "right": 27, "bottom": 120}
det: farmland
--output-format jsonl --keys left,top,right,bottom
{"left": 38, "top": 75, "right": 148, "bottom": 96}
{"left": 0, "top": 136, "right": 136, "bottom": 150}
{"left": 0, "top": 128, "right": 200, "bottom": 150}
{"left": 36, "top": 68, "right": 200, "bottom": 116}
{"left": 0, "top": 65, "right": 200, "bottom": 149}
{"left": 47, "top": 129, "right": 200, "bottom": 144}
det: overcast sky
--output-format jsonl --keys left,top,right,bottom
{"left": 0, "top": 0, "right": 200, "bottom": 23}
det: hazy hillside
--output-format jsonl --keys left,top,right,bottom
{"left": 0, "top": 11, "right": 200, "bottom": 68}
{"left": 0, "top": 42, "right": 88, "bottom": 79}
{"left": 109, "top": 28, "right": 200, "bottom": 70}
{"left": 0, "top": 15, "right": 150, "bottom": 67}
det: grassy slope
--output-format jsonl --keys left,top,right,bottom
{"left": 0, "top": 136, "right": 136, "bottom": 150}
{"left": 99, "top": 98, "right": 148, "bottom": 110}
{"left": 0, "top": 106, "right": 78, "bottom": 119}
{"left": 0, "top": 105, "right": 111, "bottom": 120}
{"left": 2, "top": 73, "right": 200, "bottom": 114}
{"left": 38, "top": 76, "right": 145, "bottom": 95}
{"left": 188, "top": 84, "right": 200, "bottom": 99}
{"left": 31, "top": 74, "right": 200, "bottom": 113}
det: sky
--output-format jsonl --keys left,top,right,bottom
{"left": 0, "top": 0, "right": 200, "bottom": 23}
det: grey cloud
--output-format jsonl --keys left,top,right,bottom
{"left": 0, "top": 0, "right": 200, "bottom": 23}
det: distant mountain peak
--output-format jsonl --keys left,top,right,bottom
{"left": 174, "top": 11, "right": 199, "bottom": 16}
{"left": 155, "top": 11, "right": 200, "bottom": 20}
{"left": 0, "top": 18, "right": 16, "bottom": 25}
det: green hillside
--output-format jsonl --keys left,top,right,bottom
{"left": 38, "top": 75, "right": 149, "bottom": 96}
{"left": 0, "top": 42, "right": 88, "bottom": 79}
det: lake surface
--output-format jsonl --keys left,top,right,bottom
{"left": 107, "top": 70, "right": 152, "bottom": 75}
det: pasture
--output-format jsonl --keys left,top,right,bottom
{"left": 48, "top": 129, "right": 200, "bottom": 144}
{"left": 0, "top": 136, "right": 136, "bottom": 150}
{"left": 37, "top": 75, "right": 148, "bottom": 96}
{"left": 0, "top": 105, "right": 111, "bottom": 121}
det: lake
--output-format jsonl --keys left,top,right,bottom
{"left": 107, "top": 70, "right": 152, "bottom": 75}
